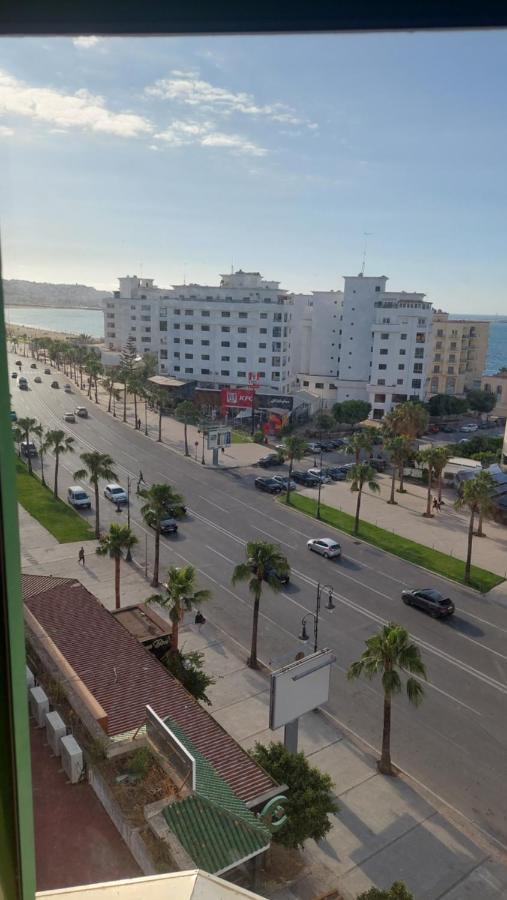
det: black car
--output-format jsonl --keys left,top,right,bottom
{"left": 255, "top": 476, "right": 282, "bottom": 493}
{"left": 30, "top": 363, "right": 37, "bottom": 369}
{"left": 292, "top": 470, "right": 320, "bottom": 486}
{"left": 319, "top": 441, "right": 334, "bottom": 452}
{"left": 330, "top": 438, "right": 346, "bottom": 448}
{"left": 324, "top": 467, "right": 347, "bottom": 481}
{"left": 249, "top": 558, "right": 290, "bottom": 585}
{"left": 440, "top": 425, "right": 455, "bottom": 434}
{"left": 369, "top": 457, "right": 387, "bottom": 472}
{"left": 401, "top": 588, "right": 455, "bottom": 618}
{"left": 258, "top": 453, "right": 283, "bottom": 468}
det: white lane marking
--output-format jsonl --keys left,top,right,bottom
{"left": 188, "top": 509, "right": 245, "bottom": 545}
{"left": 206, "top": 546, "right": 235, "bottom": 565}
{"left": 251, "top": 525, "right": 296, "bottom": 549}
{"left": 459, "top": 609, "right": 507, "bottom": 635}
{"left": 199, "top": 496, "right": 228, "bottom": 512}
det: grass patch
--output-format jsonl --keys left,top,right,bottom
{"left": 282, "top": 493, "right": 503, "bottom": 594}
{"left": 231, "top": 431, "right": 253, "bottom": 444}
{"left": 16, "top": 458, "right": 95, "bottom": 543}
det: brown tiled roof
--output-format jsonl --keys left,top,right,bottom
{"left": 22, "top": 576, "right": 276, "bottom": 805}
{"left": 21, "top": 575, "right": 73, "bottom": 598}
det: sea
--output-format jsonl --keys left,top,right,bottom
{"left": 3, "top": 305, "right": 507, "bottom": 374}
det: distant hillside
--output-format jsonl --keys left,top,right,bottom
{"left": 3, "top": 279, "right": 112, "bottom": 309}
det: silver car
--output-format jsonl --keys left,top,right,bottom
{"left": 307, "top": 537, "right": 341, "bottom": 559}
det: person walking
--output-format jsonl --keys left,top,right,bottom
{"left": 432, "top": 498, "right": 439, "bottom": 512}
{"left": 137, "top": 470, "right": 145, "bottom": 494}
{"left": 78, "top": 546, "right": 85, "bottom": 566}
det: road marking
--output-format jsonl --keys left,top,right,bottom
{"left": 199, "top": 496, "right": 228, "bottom": 512}
{"left": 251, "top": 525, "right": 296, "bottom": 549}
{"left": 188, "top": 508, "right": 246, "bottom": 545}
{"left": 206, "top": 546, "right": 235, "bottom": 565}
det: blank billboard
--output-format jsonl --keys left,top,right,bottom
{"left": 269, "top": 649, "right": 335, "bottom": 730}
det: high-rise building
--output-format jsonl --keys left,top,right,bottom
{"left": 292, "top": 289, "right": 343, "bottom": 405}
{"left": 426, "top": 312, "right": 489, "bottom": 397}
{"left": 104, "top": 270, "right": 294, "bottom": 394}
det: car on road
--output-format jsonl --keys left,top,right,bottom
{"left": 460, "top": 423, "right": 478, "bottom": 433}
{"left": 291, "top": 470, "right": 320, "bottom": 487}
{"left": 271, "top": 475, "right": 297, "bottom": 491}
{"left": 428, "top": 424, "right": 440, "bottom": 434}
{"left": 64, "top": 384, "right": 72, "bottom": 393}
{"left": 147, "top": 515, "right": 178, "bottom": 534}
{"left": 258, "top": 453, "right": 283, "bottom": 468}
{"left": 30, "top": 363, "right": 37, "bottom": 369}
{"left": 67, "top": 486, "right": 92, "bottom": 509}
{"left": 63, "top": 413, "right": 76, "bottom": 423}
{"left": 401, "top": 587, "right": 455, "bottom": 618}
{"left": 51, "top": 381, "right": 59, "bottom": 389}
{"left": 369, "top": 457, "right": 387, "bottom": 472}
{"left": 458, "top": 438, "right": 471, "bottom": 445}
{"left": 478, "top": 420, "right": 495, "bottom": 430}
{"left": 75, "top": 407, "right": 89, "bottom": 418}
{"left": 307, "top": 468, "right": 332, "bottom": 483}
{"left": 44, "top": 368, "right": 51, "bottom": 375}
{"left": 307, "top": 537, "right": 341, "bottom": 559}
{"left": 440, "top": 424, "right": 455, "bottom": 433}
{"left": 104, "top": 483, "right": 129, "bottom": 504}
{"left": 254, "top": 476, "right": 283, "bottom": 493}
{"left": 15, "top": 360, "right": 22, "bottom": 368}
{"left": 11, "top": 371, "right": 17, "bottom": 379}
{"left": 306, "top": 442, "right": 322, "bottom": 453}
{"left": 20, "top": 441, "right": 37, "bottom": 458}
{"left": 249, "top": 557, "right": 290, "bottom": 585}
{"left": 330, "top": 438, "right": 347, "bottom": 448}
{"left": 34, "top": 376, "right": 42, "bottom": 383}
{"left": 18, "top": 377, "right": 28, "bottom": 390}
{"left": 9, "top": 411, "right": 17, "bottom": 421}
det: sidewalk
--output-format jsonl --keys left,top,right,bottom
{"left": 20, "top": 507, "right": 507, "bottom": 899}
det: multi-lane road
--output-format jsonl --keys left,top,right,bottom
{"left": 11, "top": 359, "right": 507, "bottom": 849}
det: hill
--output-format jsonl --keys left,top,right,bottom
{"left": 3, "top": 279, "right": 111, "bottom": 309}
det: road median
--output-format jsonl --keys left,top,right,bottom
{"left": 16, "top": 458, "right": 95, "bottom": 543}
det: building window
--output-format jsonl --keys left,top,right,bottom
{"left": 237, "top": 371, "right": 246, "bottom": 378}
{"left": 185, "top": 324, "right": 193, "bottom": 331}
{"left": 377, "top": 378, "right": 386, "bottom": 385}
{"left": 201, "top": 325, "right": 210, "bottom": 331}
{"left": 174, "top": 323, "right": 180, "bottom": 330}
{"left": 380, "top": 348, "right": 388, "bottom": 355}
{"left": 259, "top": 357, "right": 266, "bottom": 363}
{"left": 201, "top": 339, "right": 210, "bottom": 346}
{"left": 378, "top": 364, "right": 387, "bottom": 370}
{"left": 202, "top": 354, "right": 210, "bottom": 360}
{"left": 201, "top": 368, "right": 210, "bottom": 375}
{"left": 239, "top": 312, "right": 248, "bottom": 319}
{"left": 258, "top": 371, "right": 266, "bottom": 378}
{"left": 450, "top": 341, "right": 457, "bottom": 349}
{"left": 400, "top": 333, "right": 407, "bottom": 340}
{"left": 238, "top": 327, "right": 247, "bottom": 334}
{"left": 221, "top": 311, "right": 231, "bottom": 318}
{"left": 433, "top": 365, "right": 440, "bottom": 373}
{"left": 185, "top": 353, "right": 193, "bottom": 360}
{"left": 221, "top": 370, "right": 230, "bottom": 376}
{"left": 260, "top": 328, "right": 267, "bottom": 334}
{"left": 141, "top": 304, "right": 151, "bottom": 310}
{"left": 381, "top": 333, "right": 390, "bottom": 340}
{"left": 221, "top": 356, "right": 230, "bottom": 362}
{"left": 174, "top": 365, "right": 180, "bottom": 371}
{"left": 437, "top": 329, "right": 444, "bottom": 337}
{"left": 237, "top": 357, "right": 247, "bottom": 363}
{"left": 141, "top": 337, "right": 151, "bottom": 343}
{"left": 329, "top": 383, "right": 337, "bottom": 390}
{"left": 174, "top": 337, "right": 180, "bottom": 344}
{"left": 222, "top": 326, "right": 230, "bottom": 333}
{"left": 398, "top": 364, "right": 405, "bottom": 370}
{"left": 221, "top": 341, "right": 230, "bottom": 347}
{"left": 399, "top": 349, "right": 406, "bottom": 356}
{"left": 448, "top": 366, "right": 454, "bottom": 374}
{"left": 413, "top": 363, "right": 423, "bottom": 373}
{"left": 259, "top": 342, "right": 266, "bottom": 348}
{"left": 184, "top": 339, "right": 193, "bottom": 345}
{"left": 238, "top": 342, "right": 247, "bottom": 348}
{"left": 375, "top": 286, "right": 381, "bottom": 292}
{"left": 184, "top": 309, "right": 193, "bottom": 316}
{"left": 174, "top": 352, "right": 180, "bottom": 358}
{"left": 160, "top": 350, "right": 168, "bottom": 359}
{"left": 174, "top": 308, "right": 181, "bottom": 315}
{"left": 315, "top": 382, "right": 324, "bottom": 389}
{"left": 434, "top": 353, "right": 441, "bottom": 361}
{"left": 412, "top": 379, "right": 422, "bottom": 389}
{"left": 415, "top": 348, "right": 424, "bottom": 358}
{"left": 374, "top": 394, "right": 386, "bottom": 403}
{"left": 416, "top": 333, "right": 426, "bottom": 343}
{"left": 185, "top": 367, "right": 193, "bottom": 374}
{"left": 160, "top": 320, "right": 167, "bottom": 331}
{"left": 397, "top": 378, "right": 403, "bottom": 385}
{"left": 260, "top": 312, "right": 268, "bottom": 319}
{"left": 201, "top": 310, "right": 210, "bottom": 317}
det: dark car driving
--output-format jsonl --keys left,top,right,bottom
{"left": 258, "top": 453, "right": 283, "bottom": 468}
{"left": 249, "top": 558, "right": 290, "bottom": 585}
{"left": 255, "top": 476, "right": 282, "bottom": 493}
{"left": 401, "top": 588, "right": 455, "bottom": 618}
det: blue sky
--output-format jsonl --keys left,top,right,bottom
{"left": 0, "top": 30, "right": 506, "bottom": 313}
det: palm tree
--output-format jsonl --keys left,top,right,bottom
{"left": 149, "top": 565, "right": 211, "bottom": 653}
{"left": 140, "top": 483, "right": 185, "bottom": 586}
{"left": 85, "top": 356, "right": 102, "bottom": 403}
{"left": 432, "top": 445, "right": 453, "bottom": 504}
{"left": 455, "top": 472, "right": 496, "bottom": 582}
{"left": 32, "top": 423, "right": 48, "bottom": 486}
{"left": 74, "top": 451, "right": 118, "bottom": 539}
{"left": 384, "top": 434, "right": 412, "bottom": 503}
{"left": 347, "top": 462, "right": 380, "bottom": 535}
{"left": 416, "top": 446, "right": 443, "bottom": 517}
{"left": 347, "top": 430, "right": 375, "bottom": 464}
{"left": 148, "top": 385, "right": 168, "bottom": 442}
{"left": 17, "top": 416, "right": 38, "bottom": 475}
{"left": 384, "top": 401, "right": 428, "bottom": 440}
{"left": 96, "top": 523, "right": 138, "bottom": 610}
{"left": 45, "top": 430, "right": 74, "bottom": 498}
{"left": 12, "top": 425, "right": 24, "bottom": 457}
{"left": 282, "top": 435, "right": 308, "bottom": 503}
{"left": 232, "top": 541, "right": 289, "bottom": 669}
{"left": 174, "top": 400, "right": 201, "bottom": 456}
{"left": 347, "top": 622, "right": 426, "bottom": 775}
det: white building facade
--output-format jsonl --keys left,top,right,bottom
{"left": 104, "top": 271, "right": 294, "bottom": 394}
{"left": 291, "top": 290, "right": 343, "bottom": 405}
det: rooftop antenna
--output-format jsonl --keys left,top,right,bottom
{"left": 361, "top": 232, "right": 372, "bottom": 276}
{"left": 183, "top": 262, "right": 187, "bottom": 285}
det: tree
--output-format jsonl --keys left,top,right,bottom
{"left": 383, "top": 434, "right": 412, "bottom": 503}
{"left": 12, "top": 425, "right": 24, "bottom": 457}
{"left": 140, "top": 483, "right": 185, "bottom": 586}
{"left": 102, "top": 371, "right": 119, "bottom": 413}
{"left": 347, "top": 462, "right": 380, "bottom": 534}
{"left": 467, "top": 389, "right": 496, "bottom": 414}
{"left": 455, "top": 472, "right": 496, "bottom": 581}
{"left": 357, "top": 882, "right": 414, "bottom": 900}
{"left": 17, "top": 416, "right": 38, "bottom": 475}
{"left": 32, "top": 423, "right": 48, "bottom": 486}
{"left": 384, "top": 401, "right": 428, "bottom": 439}
{"left": 74, "top": 451, "right": 118, "bottom": 539}
{"left": 119, "top": 335, "right": 138, "bottom": 423}
{"left": 427, "top": 393, "right": 468, "bottom": 418}
{"left": 282, "top": 435, "right": 308, "bottom": 504}
{"left": 332, "top": 399, "right": 371, "bottom": 425}
{"left": 149, "top": 565, "right": 210, "bottom": 653}
{"left": 232, "top": 541, "right": 289, "bottom": 669}
{"left": 161, "top": 649, "right": 215, "bottom": 705}
{"left": 174, "top": 400, "right": 201, "bottom": 456}
{"left": 348, "top": 623, "right": 426, "bottom": 775}
{"left": 45, "top": 430, "right": 74, "bottom": 498}
{"left": 85, "top": 354, "right": 103, "bottom": 404}
{"left": 147, "top": 384, "right": 169, "bottom": 442}
{"left": 416, "top": 446, "right": 443, "bottom": 517}
{"left": 314, "top": 411, "right": 334, "bottom": 432}
{"left": 96, "top": 523, "right": 138, "bottom": 610}
{"left": 347, "top": 430, "right": 375, "bottom": 464}
{"left": 432, "top": 445, "right": 453, "bottom": 503}
{"left": 250, "top": 742, "right": 339, "bottom": 849}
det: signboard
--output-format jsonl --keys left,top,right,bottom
{"left": 220, "top": 386, "right": 254, "bottom": 411}
{"left": 146, "top": 705, "right": 196, "bottom": 790}
{"left": 207, "top": 426, "right": 232, "bottom": 450}
{"left": 257, "top": 394, "right": 294, "bottom": 412}
{"left": 269, "top": 649, "right": 335, "bottom": 730}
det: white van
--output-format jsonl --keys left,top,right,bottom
{"left": 68, "top": 486, "right": 92, "bottom": 509}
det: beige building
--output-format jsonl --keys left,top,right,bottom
{"left": 481, "top": 371, "right": 507, "bottom": 419}
{"left": 426, "top": 312, "right": 489, "bottom": 397}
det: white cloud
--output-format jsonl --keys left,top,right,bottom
{"left": 201, "top": 131, "right": 266, "bottom": 155}
{"left": 0, "top": 69, "right": 152, "bottom": 138}
{"left": 73, "top": 36, "right": 102, "bottom": 49}
{"left": 0, "top": 124, "right": 14, "bottom": 136}
{"left": 155, "top": 119, "right": 266, "bottom": 155}
{"left": 146, "top": 71, "right": 316, "bottom": 128}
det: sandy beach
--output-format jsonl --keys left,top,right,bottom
{"left": 4, "top": 321, "right": 102, "bottom": 345}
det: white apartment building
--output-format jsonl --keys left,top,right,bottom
{"left": 104, "top": 271, "right": 294, "bottom": 394}
{"left": 291, "top": 290, "right": 343, "bottom": 405}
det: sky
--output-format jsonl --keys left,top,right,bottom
{"left": 0, "top": 30, "right": 507, "bottom": 314}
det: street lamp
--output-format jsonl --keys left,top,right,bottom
{"left": 299, "top": 583, "right": 335, "bottom": 653}
{"left": 316, "top": 443, "right": 324, "bottom": 520}
{"left": 194, "top": 440, "right": 199, "bottom": 461}
{"left": 125, "top": 476, "right": 132, "bottom": 561}
{"left": 144, "top": 398, "right": 148, "bottom": 435}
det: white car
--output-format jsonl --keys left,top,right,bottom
{"left": 307, "top": 537, "right": 341, "bottom": 559}
{"left": 64, "top": 384, "right": 72, "bottom": 393}
{"left": 68, "top": 486, "right": 91, "bottom": 509}
{"left": 104, "top": 483, "right": 128, "bottom": 504}
{"left": 307, "top": 468, "right": 332, "bottom": 483}
{"left": 460, "top": 423, "right": 478, "bottom": 433}
{"left": 271, "top": 475, "right": 297, "bottom": 490}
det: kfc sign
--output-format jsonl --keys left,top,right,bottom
{"left": 220, "top": 387, "right": 254, "bottom": 410}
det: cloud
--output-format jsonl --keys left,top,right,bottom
{"left": 146, "top": 71, "right": 316, "bottom": 128}
{"left": 0, "top": 69, "right": 152, "bottom": 137}
{"left": 73, "top": 36, "right": 102, "bottom": 48}
{"left": 155, "top": 119, "right": 266, "bottom": 155}
{"left": 0, "top": 124, "right": 14, "bottom": 136}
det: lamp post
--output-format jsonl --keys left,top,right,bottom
{"left": 299, "top": 583, "right": 335, "bottom": 653}
{"left": 144, "top": 398, "right": 148, "bottom": 435}
{"left": 316, "top": 445, "right": 324, "bottom": 520}
{"left": 201, "top": 427, "right": 205, "bottom": 465}
{"left": 194, "top": 441, "right": 199, "bottom": 461}
{"left": 125, "top": 476, "right": 133, "bottom": 561}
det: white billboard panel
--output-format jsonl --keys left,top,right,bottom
{"left": 269, "top": 649, "right": 335, "bottom": 730}
{"left": 207, "top": 427, "right": 232, "bottom": 450}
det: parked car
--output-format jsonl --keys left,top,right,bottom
{"left": 323, "top": 467, "right": 347, "bottom": 481}
{"left": 258, "top": 453, "right": 283, "bottom": 468}
{"left": 255, "top": 476, "right": 282, "bottom": 494}
{"left": 44, "top": 368, "right": 51, "bottom": 375}
{"left": 440, "top": 424, "right": 455, "bottom": 433}
{"left": 307, "top": 468, "right": 332, "bottom": 483}
{"left": 319, "top": 441, "right": 335, "bottom": 452}
{"left": 369, "top": 457, "right": 387, "bottom": 472}
{"left": 51, "top": 381, "right": 59, "bottom": 389}
{"left": 67, "top": 486, "right": 92, "bottom": 509}
{"left": 9, "top": 411, "right": 17, "bottom": 421}
{"left": 460, "top": 423, "right": 478, "bottom": 433}
{"left": 34, "top": 376, "right": 42, "bottom": 383}
{"left": 75, "top": 406, "right": 89, "bottom": 418}
{"left": 271, "top": 475, "right": 297, "bottom": 491}
{"left": 104, "top": 483, "right": 128, "bottom": 504}
{"left": 30, "top": 363, "right": 37, "bottom": 369}
{"left": 147, "top": 515, "right": 178, "bottom": 534}
{"left": 63, "top": 413, "right": 76, "bottom": 423}
{"left": 307, "top": 537, "right": 341, "bottom": 559}
{"left": 478, "top": 420, "right": 495, "bottom": 430}
{"left": 330, "top": 438, "right": 346, "bottom": 448}
{"left": 249, "top": 557, "right": 290, "bottom": 585}
{"left": 11, "top": 371, "right": 17, "bottom": 379}
{"left": 306, "top": 442, "right": 322, "bottom": 453}
{"left": 428, "top": 424, "right": 440, "bottom": 434}
{"left": 401, "top": 588, "right": 455, "bottom": 618}
{"left": 292, "top": 471, "right": 320, "bottom": 487}
{"left": 64, "top": 384, "right": 72, "bottom": 393}
{"left": 20, "top": 441, "right": 37, "bottom": 458}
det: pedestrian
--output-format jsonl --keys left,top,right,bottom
{"left": 78, "top": 546, "right": 85, "bottom": 566}
{"left": 432, "top": 498, "right": 439, "bottom": 512}
{"left": 137, "top": 417, "right": 141, "bottom": 430}
{"left": 438, "top": 498, "right": 444, "bottom": 511}
{"left": 137, "top": 469, "right": 145, "bottom": 494}
{"left": 195, "top": 611, "right": 206, "bottom": 629}
{"left": 116, "top": 500, "right": 122, "bottom": 513}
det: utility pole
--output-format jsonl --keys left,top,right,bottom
{"left": 126, "top": 476, "right": 132, "bottom": 561}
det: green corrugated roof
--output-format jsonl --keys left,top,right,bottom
{"left": 162, "top": 714, "right": 271, "bottom": 874}
{"left": 164, "top": 795, "right": 270, "bottom": 875}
